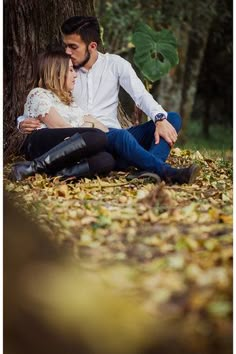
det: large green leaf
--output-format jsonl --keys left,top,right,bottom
{"left": 132, "top": 23, "right": 179, "bottom": 82}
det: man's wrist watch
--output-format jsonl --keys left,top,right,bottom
{"left": 154, "top": 113, "right": 167, "bottom": 123}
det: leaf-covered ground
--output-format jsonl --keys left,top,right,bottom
{"left": 4, "top": 148, "right": 233, "bottom": 353}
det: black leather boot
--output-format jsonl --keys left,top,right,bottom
{"left": 10, "top": 133, "right": 88, "bottom": 182}
{"left": 55, "top": 160, "right": 91, "bottom": 180}
{"left": 164, "top": 164, "right": 200, "bottom": 185}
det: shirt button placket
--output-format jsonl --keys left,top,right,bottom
{"left": 87, "top": 71, "right": 93, "bottom": 110}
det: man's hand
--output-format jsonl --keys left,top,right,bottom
{"left": 19, "top": 118, "right": 41, "bottom": 134}
{"left": 154, "top": 119, "right": 178, "bottom": 146}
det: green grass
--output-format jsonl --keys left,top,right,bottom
{"left": 177, "top": 121, "right": 233, "bottom": 159}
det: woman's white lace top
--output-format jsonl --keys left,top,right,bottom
{"left": 23, "top": 87, "right": 85, "bottom": 128}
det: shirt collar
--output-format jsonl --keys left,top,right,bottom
{"left": 79, "top": 52, "right": 103, "bottom": 73}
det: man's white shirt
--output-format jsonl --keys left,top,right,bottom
{"left": 17, "top": 52, "right": 167, "bottom": 128}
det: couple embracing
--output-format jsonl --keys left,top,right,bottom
{"left": 11, "top": 16, "right": 199, "bottom": 185}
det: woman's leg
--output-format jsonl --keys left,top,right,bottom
{"left": 25, "top": 128, "right": 107, "bottom": 159}
{"left": 88, "top": 152, "right": 115, "bottom": 176}
{"left": 56, "top": 152, "right": 115, "bottom": 179}
{"left": 11, "top": 128, "right": 109, "bottom": 181}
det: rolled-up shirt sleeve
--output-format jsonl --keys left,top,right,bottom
{"left": 16, "top": 115, "right": 25, "bottom": 129}
{"left": 116, "top": 56, "right": 167, "bottom": 121}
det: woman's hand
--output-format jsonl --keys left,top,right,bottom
{"left": 82, "top": 115, "right": 109, "bottom": 133}
{"left": 19, "top": 118, "right": 41, "bottom": 134}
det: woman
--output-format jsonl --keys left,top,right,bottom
{"left": 11, "top": 50, "right": 115, "bottom": 181}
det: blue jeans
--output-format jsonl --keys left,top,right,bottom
{"left": 106, "top": 112, "right": 182, "bottom": 177}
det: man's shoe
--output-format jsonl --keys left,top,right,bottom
{"left": 126, "top": 170, "right": 161, "bottom": 183}
{"left": 164, "top": 164, "right": 200, "bottom": 185}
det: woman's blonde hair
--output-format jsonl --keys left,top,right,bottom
{"left": 31, "top": 50, "right": 72, "bottom": 105}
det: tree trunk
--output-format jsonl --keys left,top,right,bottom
{"left": 117, "top": 103, "right": 133, "bottom": 128}
{"left": 156, "top": 0, "right": 218, "bottom": 142}
{"left": 156, "top": 22, "right": 190, "bottom": 114}
{"left": 179, "top": 29, "right": 212, "bottom": 140}
{"left": 4, "top": 0, "right": 132, "bottom": 162}
{"left": 4, "top": 0, "right": 95, "bottom": 161}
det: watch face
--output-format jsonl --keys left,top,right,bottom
{"left": 155, "top": 113, "right": 166, "bottom": 122}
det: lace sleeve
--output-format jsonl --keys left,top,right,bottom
{"left": 24, "top": 88, "right": 53, "bottom": 118}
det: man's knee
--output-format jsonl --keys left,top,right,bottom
{"left": 127, "top": 120, "right": 155, "bottom": 141}
{"left": 167, "top": 112, "right": 182, "bottom": 133}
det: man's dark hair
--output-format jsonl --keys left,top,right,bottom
{"left": 61, "top": 16, "right": 101, "bottom": 46}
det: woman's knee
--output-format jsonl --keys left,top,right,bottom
{"left": 88, "top": 151, "right": 115, "bottom": 175}
{"left": 99, "top": 151, "right": 115, "bottom": 172}
{"left": 82, "top": 129, "right": 108, "bottom": 150}
{"left": 167, "top": 112, "right": 182, "bottom": 133}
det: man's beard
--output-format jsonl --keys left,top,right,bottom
{"left": 73, "top": 48, "right": 91, "bottom": 70}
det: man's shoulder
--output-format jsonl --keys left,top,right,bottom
{"left": 103, "top": 52, "right": 128, "bottom": 65}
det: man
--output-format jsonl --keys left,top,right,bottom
{"left": 19, "top": 16, "right": 180, "bottom": 161}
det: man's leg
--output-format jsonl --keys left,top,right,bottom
{"left": 149, "top": 112, "right": 182, "bottom": 161}
{"left": 127, "top": 112, "right": 182, "bottom": 162}
{"left": 106, "top": 128, "right": 168, "bottom": 175}
{"left": 106, "top": 127, "right": 200, "bottom": 185}
{"left": 126, "top": 120, "right": 155, "bottom": 150}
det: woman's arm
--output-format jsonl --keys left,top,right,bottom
{"left": 39, "top": 107, "right": 72, "bottom": 128}
{"left": 81, "top": 115, "right": 109, "bottom": 132}
{"left": 24, "top": 88, "right": 72, "bottom": 129}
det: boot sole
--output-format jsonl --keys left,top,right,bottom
{"left": 126, "top": 171, "right": 161, "bottom": 183}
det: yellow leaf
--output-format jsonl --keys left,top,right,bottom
{"left": 191, "top": 151, "right": 204, "bottom": 160}
{"left": 219, "top": 214, "right": 233, "bottom": 224}
{"left": 56, "top": 184, "right": 69, "bottom": 198}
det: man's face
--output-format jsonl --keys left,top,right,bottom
{"left": 63, "top": 34, "right": 90, "bottom": 68}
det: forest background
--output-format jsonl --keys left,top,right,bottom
{"left": 97, "top": 0, "right": 233, "bottom": 153}
{"left": 3, "top": 1, "right": 233, "bottom": 354}
{"left": 3, "top": 0, "right": 233, "bottom": 159}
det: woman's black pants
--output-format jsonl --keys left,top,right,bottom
{"left": 22, "top": 128, "right": 115, "bottom": 177}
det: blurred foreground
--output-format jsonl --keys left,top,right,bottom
{"left": 4, "top": 148, "right": 233, "bottom": 354}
